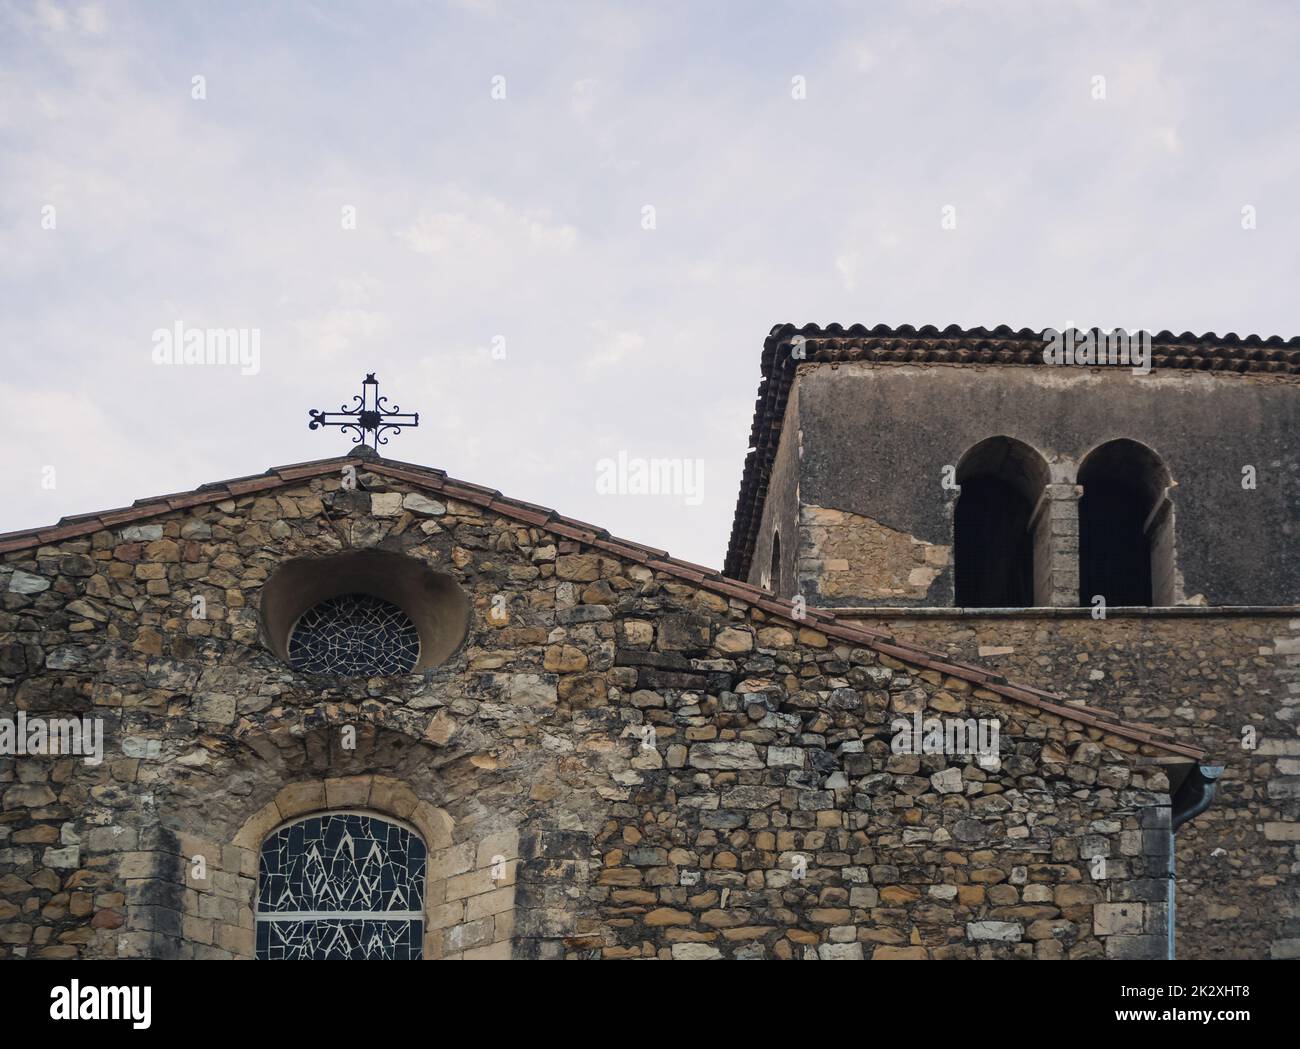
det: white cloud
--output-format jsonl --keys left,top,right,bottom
{"left": 835, "top": 251, "right": 861, "bottom": 293}
{"left": 35, "top": 0, "right": 68, "bottom": 33}
{"left": 293, "top": 308, "right": 393, "bottom": 359}
{"left": 571, "top": 78, "right": 597, "bottom": 118}
{"left": 583, "top": 323, "right": 644, "bottom": 373}
{"left": 399, "top": 194, "right": 578, "bottom": 261}
{"left": 78, "top": 4, "right": 107, "bottom": 34}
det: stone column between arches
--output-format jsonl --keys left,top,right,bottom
{"left": 170, "top": 774, "right": 520, "bottom": 960}
{"left": 1029, "top": 480, "right": 1082, "bottom": 607}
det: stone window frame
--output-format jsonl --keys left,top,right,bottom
{"left": 212, "top": 776, "right": 518, "bottom": 960}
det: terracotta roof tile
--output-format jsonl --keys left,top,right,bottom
{"left": 224, "top": 476, "right": 285, "bottom": 496}
{"left": 754, "top": 597, "right": 793, "bottom": 618}
{"left": 661, "top": 556, "right": 722, "bottom": 578}
{"left": 164, "top": 492, "right": 224, "bottom": 511}
{"left": 274, "top": 462, "right": 344, "bottom": 482}
{"left": 542, "top": 521, "right": 597, "bottom": 543}
{"left": 371, "top": 464, "right": 448, "bottom": 490}
{"left": 0, "top": 518, "right": 83, "bottom": 547}
{"left": 99, "top": 504, "right": 169, "bottom": 526}
{"left": 490, "top": 494, "right": 554, "bottom": 516}
{"left": 361, "top": 454, "right": 445, "bottom": 475}
{"left": 705, "top": 578, "right": 766, "bottom": 603}
{"left": 443, "top": 479, "right": 501, "bottom": 499}
{"left": 491, "top": 500, "right": 553, "bottom": 527}
{"left": 549, "top": 514, "right": 608, "bottom": 535}
{"left": 53, "top": 510, "right": 111, "bottom": 525}
{"left": 36, "top": 521, "right": 104, "bottom": 544}
{"left": 197, "top": 468, "right": 274, "bottom": 490}
{"left": 591, "top": 538, "right": 662, "bottom": 563}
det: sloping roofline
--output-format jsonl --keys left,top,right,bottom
{"left": 0, "top": 445, "right": 1206, "bottom": 760}
{"left": 724, "top": 322, "right": 1300, "bottom": 581}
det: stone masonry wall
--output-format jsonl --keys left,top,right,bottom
{"left": 1, "top": 462, "right": 1187, "bottom": 959}
{"left": 839, "top": 609, "right": 1300, "bottom": 959}
{"left": 796, "top": 505, "right": 951, "bottom": 605}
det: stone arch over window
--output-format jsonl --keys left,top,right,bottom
{"left": 256, "top": 810, "right": 427, "bottom": 959}
{"left": 1078, "top": 439, "right": 1175, "bottom": 607}
{"left": 260, "top": 549, "right": 470, "bottom": 674}
{"left": 158, "top": 720, "right": 528, "bottom": 961}
{"left": 953, "top": 436, "right": 1051, "bottom": 607}
{"left": 222, "top": 772, "right": 520, "bottom": 961}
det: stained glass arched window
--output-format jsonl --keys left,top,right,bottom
{"left": 256, "top": 812, "right": 427, "bottom": 960}
{"left": 287, "top": 593, "right": 420, "bottom": 676}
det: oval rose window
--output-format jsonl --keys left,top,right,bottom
{"left": 262, "top": 549, "right": 470, "bottom": 674}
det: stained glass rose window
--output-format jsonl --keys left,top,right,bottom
{"left": 287, "top": 593, "right": 420, "bottom": 676}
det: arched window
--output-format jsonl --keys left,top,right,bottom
{"left": 1078, "top": 439, "right": 1173, "bottom": 607}
{"left": 954, "top": 437, "right": 1050, "bottom": 607}
{"left": 769, "top": 531, "right": 782, "bottom": 595}
{"left": 256, "top": 812, "right": 426, "bottom": 960}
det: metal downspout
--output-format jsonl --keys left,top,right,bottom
{"left": 1167, "top": 764, "right": 1224, "bottom": 960}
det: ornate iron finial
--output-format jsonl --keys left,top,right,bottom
{"left": 308, "top": 373, "right": 419, "bottom": 450}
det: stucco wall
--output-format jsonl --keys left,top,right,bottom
{"left": 750, "top": 382, "right": 802, "bottom": 599}
{"left": 788, "top": 363, "right": 1300, "bottom": 608}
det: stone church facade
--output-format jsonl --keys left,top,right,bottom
{"left": 0, "top": 323, "right": 1294, "bottom": 960}
{"left": 729, "top": 324, "right": 1300, "bottom": 960}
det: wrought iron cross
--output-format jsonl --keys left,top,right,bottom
{"left": 308, "top": 373, "right": 419, "bottom": 449}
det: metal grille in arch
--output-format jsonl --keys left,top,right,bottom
{"left": 256, "top": 813, "right": 426, "bottom": 960}
{"left": 287, "top": 593, "right": 420, "bottom": 676}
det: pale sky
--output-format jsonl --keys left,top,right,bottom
{"left": 3, "top": 0, "right": 1298, "bottom": 567}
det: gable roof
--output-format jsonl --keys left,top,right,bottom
{"left": 0, "top": 447, "right": 1206, "bottom": 761}
{"left": 725, "top": 322, "right": 1300, "bottom": 580}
